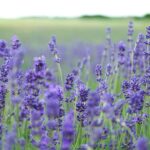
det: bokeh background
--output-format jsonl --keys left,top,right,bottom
{"left": 0, "top": 0, "right": 150, "bottom": 70}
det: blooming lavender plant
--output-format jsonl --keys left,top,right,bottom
{"left": 0, "top": 23, "right": 149, "bottom": 150}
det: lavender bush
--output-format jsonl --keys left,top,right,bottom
{"left": 0, "top": 23, "right": 150, "bottom": 150}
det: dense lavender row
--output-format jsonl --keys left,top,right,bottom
{"left": 0, "top": 23, "right": 150, "bottom": 150}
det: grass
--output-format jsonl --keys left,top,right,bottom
{"left": 0, "top": 18, "right": 149, "bottom": 50}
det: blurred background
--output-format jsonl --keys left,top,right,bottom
{"left": 0, "top": 0, "right": 149, "bottom": 70}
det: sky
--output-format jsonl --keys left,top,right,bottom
{"left": 0, "top": 0, "right": 150, "bottom": 18}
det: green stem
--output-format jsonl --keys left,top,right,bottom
{"left": 55, "top": 54, "right": 64, "bottom": 88}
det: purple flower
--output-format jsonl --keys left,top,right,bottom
{"left": 45, "top": 84, "right": 63, "bottom": 118}
{"left": 133, "top": 33, "right": 145, "bottom": 73}
{"left": 65, "top": 73, "right": 74, "bottom": 91}
{"left": 130, "top": 76, "right": 141, "bottom": 92}
{"left": 72, "top": 68, "right": 79, "bottom": 76}
{"left": 31, "top": 109, "right": 42, "bottom": 122}
{"left": 78, "top": 83, "right": 89, "bottom": 102}
{"left": 45, "top": 69, "right": 55, "bottom": 82}
{"left": 18, "top": 138, "right": 26, "bottom": 149}
{"left": 102, "top": 103, "right": 114, "bottom": 119}
{"left": 97, "top": 80, "right": 108, "bottom": 94}
{"left": 0, "top": 84, "right": 7, "bottom": 110}
{"left": 106, "top": 64, "right": 113, "bottom": 76}
{"left": 48, "top": 36, "right": 58, "bottom": 55}
{"left": 25, "top": 70, "right": 37, "bottom": 83}
{"left": 4, "top": 125, "right": 17, "bottom": 150}
{"left": 54, "top": 57, "right": 62, "bottom": 63}
{"left": 122, "top": 76, "right": 142, "bottom": 99}
{"left": 0, "top": 40, "right": 9, "bottom": 57}
{"left": 95, "top": 64, "right": 102, "bottom": 77}
{"left": 128, "top": 21, "right": 134, "bottom": 42}
{"left": 76, "top": 101, "right": 87, "bottom": 113}
{"left": 136, "top": 137, "right": 149, "bottom": 150}
{"left": 11, "top": 35, "right": 21, "bottom": 50}
{"left": 62, "top": 110, "right": 74, "bottom": 150}
{"left": 146, "top": 26, "right": 150, "bottom": 39}
{"left": 0, "top": 40, "right": 6, "bottom": 49}
{"left": 47, "top": 120, "right": 58, "bottom": 130}
{"left": 101, "top": 93, "right": 114, "bottom": 105}
{"left": 128, "top": 91, "right": 144, "bottom": 114}
{"left": 86, "top": 91, "right": 100, "bottom": 118}
{"left": 39, "top": 132, "right": 51, "bottom": 150}
{"left": 34, "top": 56, "right": 46, "bottom": 73}
{"left": 118, "top": 41, "right": 126, "bottom": 65}
{"left": 46, "top": 96, "right": 59, "bottom": 119}
{"left": 75, "top": 82, "right": 89, "bottom": 125}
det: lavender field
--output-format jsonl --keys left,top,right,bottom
{"left": 0, "top": 18, "right": 150, "bottom": 150}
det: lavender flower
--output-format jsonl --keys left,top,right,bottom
{"left": 48, "top": 36, "right": 58, "bottom": 55}
{"left": 38, "top": 132, "right": 51, "bottom": 150}
{"left": 146, "top": 26, "right": 150, "bottom": 39}
{"left": 106, "top": 64, "right": 113, "bottom": 76}
{"left": 0, "top": 85, "right": 7, "bottom": 110}
{"left": 128, "top": 92, "right": 144, "bottom": 114}
{"left": 86, "top": 91, "right": 100, "bottom": 119}
{"left": 11, "top": 35, "right": 21, "bottom": 50}
{"left": 133, "top": 33, "right": 145, "bottom": 73}
{"left": 65, "top": 73, "right": 74, "bottom": 91}
{"left": 0, "top": 40, "right": 9, "bottom": 57}
{"left": 136, "top": 137, "right": 149, "bottom": 150}
{"left": 45, "top": 89, "right": 60, "bottom": 118}
{"left": 78, "top": 82, "right": 89, "bottom": 102}
{"left": 76, "top": 82, "right": 89, "bottom": 126}
{"left": 62, "top": 110, "right": 74, "bottom": 150}
{"left": 4, "top": 125, "right": 17, "bottom": 150}
{"left": 95, "top": 64, "right": 102, "bottom": 77}
{"left": 34, "top": 56, "right": 46, "bottom": 78}
{"left": 118, "top": 41, "right": 126, "bottom": 66}
{"left": 128, "top": 21, "right": 134, "bottom": 42}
